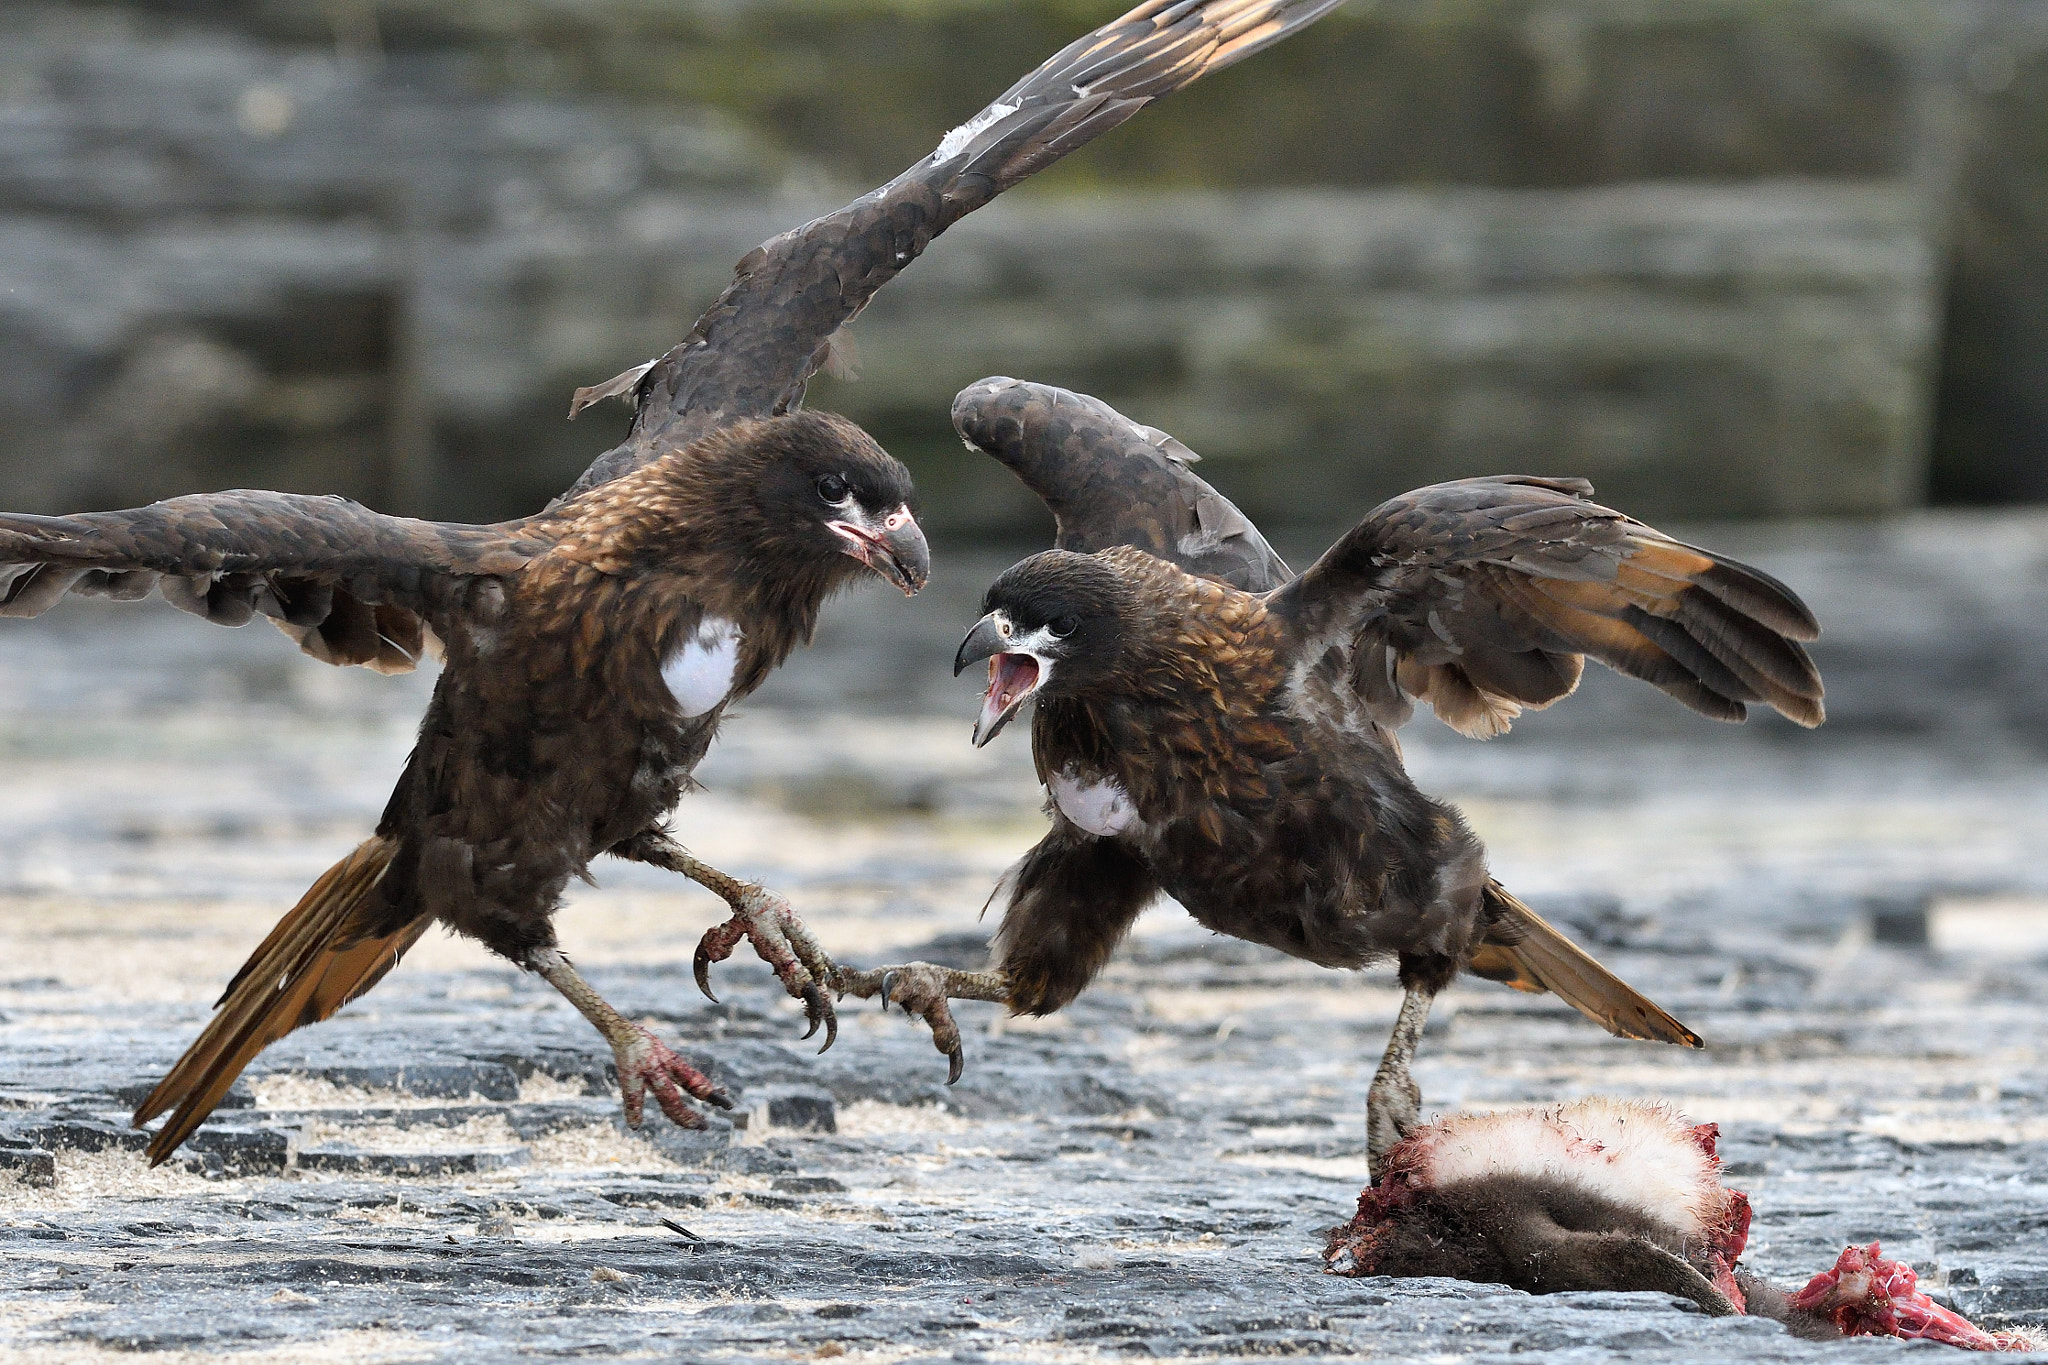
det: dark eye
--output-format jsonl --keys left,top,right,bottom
{"left": 1049, "top": 615, "right": 1081, "bottom": 638}
{"left": 816, "top": 474, "right": 850, "bottom": 505}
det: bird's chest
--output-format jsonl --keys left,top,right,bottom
{"left": 661, "top": 616, "right": 745, "bottom": 718}
{"left": 1036, "top": 694, "right": 1282, "bottom": 844}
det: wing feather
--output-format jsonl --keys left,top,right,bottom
{"left": 560, "top": 0, "right": 1347, "bottom": 497}
{"left": 1273, "top": 476, "right": 1824, "bottom": 737}
{"left": 0, "top": 491, "right": 540, "bottom": 673}
{"left": 952, "top": 376, "right": 1292, "bottom": 592}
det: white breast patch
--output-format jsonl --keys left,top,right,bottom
{"left": 1049, "top": 768, "right": 1138, "bottom": 838}
{"left": 663, "top": 616, "right": 743, "bottom": 718}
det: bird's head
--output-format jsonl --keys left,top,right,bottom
{"left": 771, "top": 412, "right": 929, "bottom": 596}
{"left": 733, "top": 411, "right": 930, "bottom": 597}
{"left": 954, "top": 550, "right": 1129, "bottom": 747}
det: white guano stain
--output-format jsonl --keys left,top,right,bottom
{"left": 931, "top": 103, "right": 1018, "bottom": 163}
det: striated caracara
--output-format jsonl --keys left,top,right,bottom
{"left": 838, "top": 378, "right": 1823, "bottom": 1171}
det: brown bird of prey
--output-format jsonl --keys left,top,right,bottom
{"left": 0, "top": 0, "right": 1348, "bottom": 1163}
{"left": 832, "top": 377, "right": 1823, "bottom": 1173}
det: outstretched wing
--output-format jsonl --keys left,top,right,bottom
{"left": 1271, "top": 476, "right": 1824, "bottom": 738}
{"left": 0, "top": 491, "right": 540, "bottom": 673}
{"left": 953, "top": 376, "right": 1292, "bottom": 592}
{"left": 561, "top": 0, "right": 1349, "bottom": 497}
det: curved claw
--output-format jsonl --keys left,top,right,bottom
{"left": 692, "top": 943, "right": 719, "bottom": 1003}
{"left": 947, "top": 1045, "right": 965, "bottom": 1086}
{"left": 880, "top": 969, "right": 898, "bottom": 1014}
{"left": 799, "top": 984, "right": 839, "bottom": 1054}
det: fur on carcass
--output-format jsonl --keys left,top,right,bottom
{"left": 1324, "top": 1098, "right": 2039, "bottom": 1351}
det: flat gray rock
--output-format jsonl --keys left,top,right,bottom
{"left": 3, "top": 521, "right": 2048, "bottom": 1360}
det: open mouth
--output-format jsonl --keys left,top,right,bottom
{"left": 974, "top": 652, "right": 1041, "bottom": 747}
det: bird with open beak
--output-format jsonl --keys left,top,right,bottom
{"left": 842, "top": 378, "right": 1822, "bottom": 1175}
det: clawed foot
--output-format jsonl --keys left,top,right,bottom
{"left": 692, "top": 880, "right": 839, "bottom": 1052}
{"left": 610, "top": 833, "right": 841, "bottom": 1053}
{"left": 613, "top": 1022, "right": 735, "bottom": 1130}
{"left": 838, "top": 963, "right": 1009, "bottom": 1086}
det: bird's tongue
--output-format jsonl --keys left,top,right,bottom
{"left": 989, "top": 653, "right": 1039, "bottom": 706}
{"left": 976, "top": 653, "right": 1040, "bottom": 742}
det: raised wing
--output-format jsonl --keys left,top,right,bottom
{"left": 561, "top": 0, "right": 1349, "bottom": 497}
{"left": 0, "top": 491, "right": 540, "bottom": 673}
{"left": 954, "top": 376, "right": 1292, "bottom": 592}
{"left": 1271, "top": 476, "right": 1824, "bottom": 738}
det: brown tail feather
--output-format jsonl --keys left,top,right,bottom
{"left": 132, "top": 836, "right": 429, "bottom": 1164}
{"left": 1465, "top": 880, "right": 1701, "bottom": 1048}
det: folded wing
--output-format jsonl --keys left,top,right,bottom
{"left": 0, "top": 490, "right": 539, "bottom": 673}
{"left": 1271, "top": 476, "right": 1824, "bottom": 738}
{"left": 562, "top": 0, "right": 1349, "bottom": 496}
{"left": 953, "top": 376, "right": 1292, "bottom": 592}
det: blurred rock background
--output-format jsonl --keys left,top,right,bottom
{"left": 0, "top": 0, "right": 2043, "bottom": 535}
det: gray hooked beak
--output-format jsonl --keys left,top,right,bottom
{"left": 956, "top": 610, "right": 1039, "bottom": 748}
{"left": 830, "top": 506, "right": 930, "bottom": 596}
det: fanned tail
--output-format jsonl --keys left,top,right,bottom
{"left": 132, "top": 836, "right": 429, "bottom": 1164}
{"left": 1465, "top": 879, "right": 1701, "bottom": 1048}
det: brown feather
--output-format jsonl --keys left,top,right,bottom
{"left": 1272, "top": 475, "right": 1824, "bottom": 735}
{"left": 1618, "top": 538, "right": 1717, "bottom": 582}
{"left": 572, "top": 0, "right": 1349, "bottom": 489}
{"left": 133, "top": 837, "right": 427, "bottom": 1165}
{"left": 1472, "top": 882, "right": 1700, "bottom": 1047}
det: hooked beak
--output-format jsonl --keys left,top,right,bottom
{"left": 955, "top": 611, "right": 1041, "bottom": 748}
{"left": 830, "top": 506, "right": 930, "bottom": 597}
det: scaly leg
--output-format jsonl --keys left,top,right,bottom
{"left": 612, "top": 830, "right": 839, "bottom": 1051}
{"left": 837, "top": 963, "right": 1011, "bottom": 1085}
{"left": 527, "top": 947, "right": 733, "bottom": 1129}
{"left": 1366, "top": 985, "right": 1432, "bottom": 1181}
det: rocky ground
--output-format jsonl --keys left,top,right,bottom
{"left": 3, "top": 513, "right": 2048, "bottom": 1363}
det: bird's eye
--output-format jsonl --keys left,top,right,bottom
{"left": 816, "top": 474, "right": 851, "bottom": 506}
{"left": 1050, "top": 615, "right": 1081, "bottom": 638}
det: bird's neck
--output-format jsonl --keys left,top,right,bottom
{"left": 531, "top": 448, "right": 847, "bottom": 651}
{"left": 1032, "top": 572, "right": 1290, "bottom": 805}
{"left": 1101, "top": 575, "right": 1282, "bottom": 713}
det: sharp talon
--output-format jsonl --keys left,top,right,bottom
{"left": 799, "top": 983, "right": 830, "bottom": 1044}
{"left": 800, "top": 986, "right": 838, "bottom": 1054}
{"left": 707, "top": 1087, "right": 735, "bottom": 1111}
{"left": 693, "top": 944, "right": 719, "bottom": 1003}
{"left": 946, "top": 1045, "right": 964, "bottom": 1086}
{"left": 880, "top": 969, "right": 898, "bottom": 1012}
